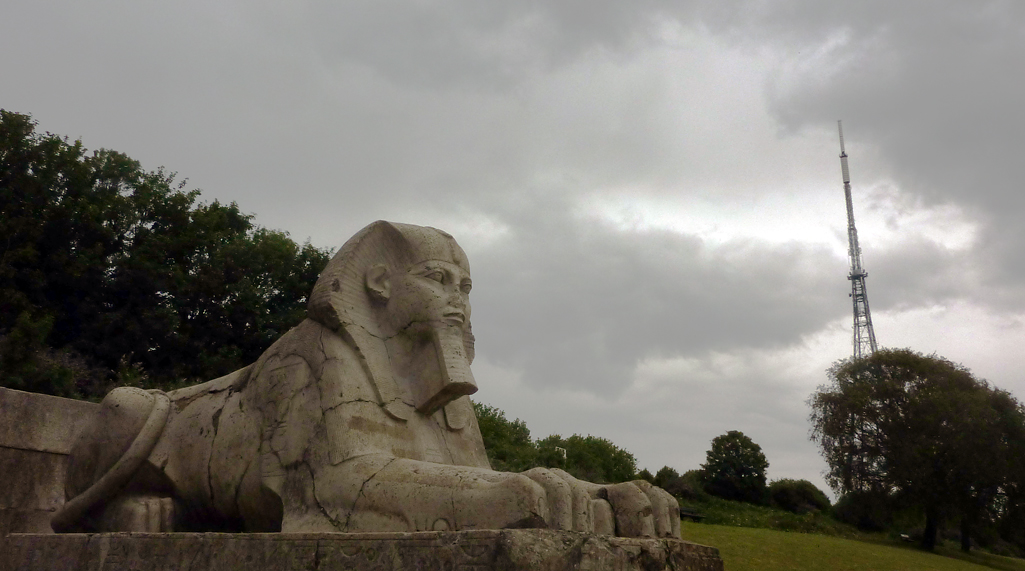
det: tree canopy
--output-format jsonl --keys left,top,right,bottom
{"left": 537, "top": 434, "right": 638, "bottom": 484}
{"left": 473, "top": 402, "right": 538, "bottom": 472}
{"left": 0, "top": 110, "right": 330, "bottom": 398}
{"left": 472, "top": 401, "right": 638, "bottom": 483}
{"left": 700, "top": 430, "right": 769, "bottom": 504}
{"left": 809, "top": 348, "right": 1025, "bottom": 551}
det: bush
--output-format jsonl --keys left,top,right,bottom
{"left": 833, "top": 490, "right": 892, "bottom": 531}
{"left": 768, "top": 479, "right": 831, "bottom": 513}
{"left": 652, "top": 466, "right": 702, "bottom": 500}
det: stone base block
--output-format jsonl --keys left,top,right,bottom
{"left": 1, "top": 529, "right": 724, "bottom": 571}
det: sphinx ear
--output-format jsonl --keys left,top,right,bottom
{"left": 365, "top": 264, "right": 391, "bottom": 303}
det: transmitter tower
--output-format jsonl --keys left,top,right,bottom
{"left": 838, "top": 121, "right": 878, "bottom": 359}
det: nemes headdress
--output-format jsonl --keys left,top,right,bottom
{"left": 308, "top": 221, "right": 476, "bottom": 425}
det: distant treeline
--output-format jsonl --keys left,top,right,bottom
{"left": 473, "top": 402, "right": 640, "bottom": 484}
{"left": 0, "top": 109, "right": 330, "bottom": 399}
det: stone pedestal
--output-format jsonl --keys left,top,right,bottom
{"left": 1, "top": 529, "right": 724, "bottom": 571}
{"left": 0, "top": 387, "right": 98, "bottom": 534}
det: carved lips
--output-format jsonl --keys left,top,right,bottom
{"left": 442, "top": 310, "right": 465, "bottom": 325}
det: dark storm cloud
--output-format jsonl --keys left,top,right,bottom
{"left": 869, "top": 239, "right": 976, "bottom": 309}
{"left": 291, "top": 1, "right": 672, "bottom": 89}
{"left": 468, "top": 195, "right": 844, "bottom": 394}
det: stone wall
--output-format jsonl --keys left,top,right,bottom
{"left": 0, "top": 387, "right": 97, "bottom": 534}
{"left": 0, "top": 388, "right": 726, "bottom": 569}
{"left": 1, "top": 530, "right": 725, "bottom": 571}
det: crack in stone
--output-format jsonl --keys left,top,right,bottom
{"left": 263, "top": 446, "right": 288, "bottom": 480}
{"left": 439, "top": 424, "right": 457, "bottom": 463}
{"left": 187, "top": 544, "right": 204, "bottom": 570}
{"left": 211, "top": 407, "right": 223, "bottom": 433}
{"left": 322, "top": 397, "right": 377, "bottom": 413}
{"left": 207, "top": 400, "right": 228, "bottom": 505}
{"left": 343, "top": 457, "right": 397, "bottom": 531}
{"left": 314, "top": 328, "right": 328, "bottom": 379}
{"left": 450, "top": 473, "right": 462, "bottom": 531}
{"left": 302, "top": 459, "right": 339, "bottom": 530}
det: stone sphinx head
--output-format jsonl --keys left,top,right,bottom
{"left": 308, "top": 221, "right": 477, "bottom": 423}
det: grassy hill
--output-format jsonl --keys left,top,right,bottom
{"left": 673, "top": 493, "right": 1025, "bottom": 570}
{"left": 682, "top": 522, "right": 1025, "bottom": 571}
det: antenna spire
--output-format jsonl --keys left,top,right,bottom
{"left": 838, "top": 120, "right": 878, "bottom": 359}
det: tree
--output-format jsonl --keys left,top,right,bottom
{"left": 654, "top": 466, "right": 680, "bottom": 489}
{"left": 472, "top": 402, "right": 537, "bottom": 472}
{"left": 472, "top": 402, "right": 639, "bottom": 483}
{"left": 700, "top": 430, "right": 769, "bottom": 503}
{"left": 653, "top": 465, "right": 696, "bottom": 499}
{"left": 537, "top": 434, "right": 638, "bottom": 484}
{"left": 809, "top": 348, "right": 1025, "bottom": 551}
{"left": 0, "top": 110, "right": 330, "bottom": 398}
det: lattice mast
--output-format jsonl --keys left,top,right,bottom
{"left": 838, "top": 120, "right": 878, "bottom": 359}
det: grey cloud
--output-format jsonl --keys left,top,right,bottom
{"left": 869, "top": 239, "right": 977, "bottom": 309}
{"left": 685, "top": 1, "right": 1025, "bottom": 302}
{"left": 290, "top": 1, "right": 676, "bottom": 90}
{"left": 475, "top": 339, "right": 833, "bottom": 493}
{"left": 468, "top": 196, "right": 845, "bottom": 394}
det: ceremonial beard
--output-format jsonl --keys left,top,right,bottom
{"left": 385, "top": 321, "right": 477, "bottom": 415}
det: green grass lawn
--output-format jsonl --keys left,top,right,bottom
{"left": 682, "top": 522, "right": 1025, "bottom": 571}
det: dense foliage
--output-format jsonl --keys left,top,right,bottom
{"left": 537, "top": 434, "right": 638, "bottom": 484}
{"left": 832, "top": 490, "right": 893, "bottom": 532}
{"left": 472, "top": 402, "right": 538, "bottom": 472}
{"left": 0, "top": 110, "right": 330, "bottom": 398}
{"left": 701, "top": 430, "right": 770, "bottom": 504}
{"left": 648, "top": 465, "right": 702, "bottom": 500}
{"left": 768, "top": 479, "right": 831, "bottom": 514}
{"left": 810, "top": 349, "right": 1025, "bottom": 552}
{"left": 472, "top": 401, "right": 637, "bottom": 483}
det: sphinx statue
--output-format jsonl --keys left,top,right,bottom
{"left": 52, "top": 221, "right": 680, "bottom": 538}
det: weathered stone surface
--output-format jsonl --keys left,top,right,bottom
{"left": 0, "top": 387, "right": 98, "bottom": 534}
{"left": 0, "top": 530, "right": 725, "bottom": 571}
{"left": 0, "top": 387, "right": 97, "bottom": 455}
{"left": 0, "top": 447, "right": 66, "bottom": 512}
{"left": 0, "top": 447, "right": 67, "bottom": 533}
{"left": 56, "top": 222, "right": 682, "bottom": 539}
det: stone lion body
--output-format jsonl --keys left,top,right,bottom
{"left": 55, "top": 221, "right": 680, "bottom": 538}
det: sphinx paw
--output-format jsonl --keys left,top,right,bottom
{"left": 97, "top": 494, "right": 175, "bottom": 532}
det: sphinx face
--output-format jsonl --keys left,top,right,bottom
{"left": 382, "top": 259, "right": 472, "bottom": 339}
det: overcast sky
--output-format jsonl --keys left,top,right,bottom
{"left": 4, "top": 1, "right": 1025, "bottom": 498}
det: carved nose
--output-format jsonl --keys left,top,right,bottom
{"left": 445, "top": 291, "right": 468, "bottom": 322}
{"left": 446, "top": 289, "right": 464, "bottom": 307}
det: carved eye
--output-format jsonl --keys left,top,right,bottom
{"left": 460, "top": 280, "right": 472, "bottom": 294}
{"left": 425, "top": 270, "right": 445, "bottom": 283}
